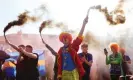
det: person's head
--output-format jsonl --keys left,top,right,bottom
{"left": 81, "top": 43, "right": 88, "bottom": 53}
{"left": 109, "top": 43, "right": 119, "bottom": 54}
{"left": 18, "top": 45, "right": 25, "bottom": 49}
{"left": 25, "top": 45, "right": 33, "bottom": 53}
{"left": 59, "top": 32, "right": 72, "bottom": 46}
{"left": 119, "top": 48, "right": 125, "bottom": 55}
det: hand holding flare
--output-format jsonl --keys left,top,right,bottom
{"left": 39, "top": 20, "right": 52, "bottom": 44}
{"left": 83, "top": 16, "right": 88, "bottom": 26}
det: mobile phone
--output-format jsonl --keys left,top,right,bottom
{"left": 104, "top": 48, "right": 108, "bottom": 53}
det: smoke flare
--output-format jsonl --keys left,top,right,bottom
{"left": 4, "top": 4, "right": 48, "bottom": 34}
{"left": 3, "top": 11, "right": 40, "bottom": 33}
{"left": 88, "top": 0, "right": 126, "bottom": 25}
{"left": 39, "top": 20, "right": 52, "bottom": 33}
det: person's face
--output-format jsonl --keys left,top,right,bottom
{"left": 111, "top": 47, "right": 117, "bottom": 54}
{"left": 62, "top": 38, "right": 70, "bottom": 46}
{"left": 82, "top": 46, "right": 88, "bottom": 53}
{"left": 120, "top": 50, "right": 125, "bottom": 55}
{"left": 25, "top": 47, "right": 32, "bottom": 53}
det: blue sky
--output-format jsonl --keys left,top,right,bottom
{"left": 0, "top": 0, "right": 133, "bottom": 36}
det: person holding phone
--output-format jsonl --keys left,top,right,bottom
{"left": 104, "top": 43, "right": 122, "bottom": 80}
{"left": 78, "top": 43, "right": 93, "bottom": 80}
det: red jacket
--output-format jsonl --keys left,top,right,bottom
{"left": 57, "top": 36, "right": 85, "bottom": 80}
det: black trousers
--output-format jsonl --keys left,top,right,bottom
{"left": 16, "top": 74, "right": 39, "bottom": 80}
{"left": 16, "top": 77, "right": 39, "bottom": 80}
{"left": 54, "top": 70, "right": 57, "bottom": 80}
{"left": 6, "top": 77, "right": 15, "bottom": 80}
{"left": 82, "top": 72, "right": 90, "bottom": 80}
{"left": 0, "top": 71, "right": 4, "bottom": 80}
{"left": 110, "top": 75, "right": 120, "bottom": 80}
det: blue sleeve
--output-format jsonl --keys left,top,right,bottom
{"left": 126, "top": 55, "right": 131, "bottom": 61}
{"left": 88, "top": 54, "right": 93, "bottom": 62}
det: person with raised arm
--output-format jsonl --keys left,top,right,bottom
{"left": 42, "top": 41, "right": 58, "bottom": 80}
{"left": 5, "top": 36, "right": 26, "bottom": 80}
{"left": 57, "top": 16, "right": 88, "bottom": 80}
{"left": 5, "top": 37, "right": 39, "bottom": 80}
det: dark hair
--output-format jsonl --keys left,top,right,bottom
{"left": 18, "top": 45, "right": 25, "bottom": 48}
{"left": 26, "top": 45, "right": 33, "bottom": 50}
{"left": 81, "top": 43, "right": 88, "bottom": 48}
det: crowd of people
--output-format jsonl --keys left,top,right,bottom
{"left": 0, "top": 15, "right": 132, "bottom": 80}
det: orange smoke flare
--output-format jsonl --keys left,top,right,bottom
{"left": 90, "top": 0, "right": 126, "bottom": 25}
{"left": 39, "top": 20, "right": 52, "bottom": 33}
{"left": 39, "top": 20, "right": 52, "bottom": 44}
{"left": 98, "top": 6, "right": 125, "bottom": 25}
{"left": 4, "top": 11, "right": 39, "bottom": 33}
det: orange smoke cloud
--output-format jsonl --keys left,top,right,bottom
{"left": 98, "top": 7, "right": 125, "bottom": 25}
{"left": 4, "top": 4, "right": 48, "bottom": 33}
{"left": 39, "top": 20, "right": 70, "bottom": 33}
{"left": 4, "top": 11, "right": 42, "bottom": 33}
{"left": 90, "top": 0, "right": 126, "bottom": 25}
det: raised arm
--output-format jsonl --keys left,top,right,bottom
{"left": 41, "top": 37, "right": 57, "bottom": 56}
{"left": 45, "top": 43, "right": 57, "bottom": 56}
{"left": 24, "top": 52, "right": 37, "bottom": 59}
{"left": 104, "top": 48, "right": 110, "bottom": 65}
{"left": 72, "top": 16, "right": 88, "bottom": 52}
{"left": 78, "top": 16, "right": 88, "bottom": 37}
{"left": 106, "top": 55, "right": 111, "bottom": 65}
{"left": 19, "top": 48, "right": 38, "bottom": 59}
{"left": 4, "top": 35, "right": 22, "bottom": 53}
